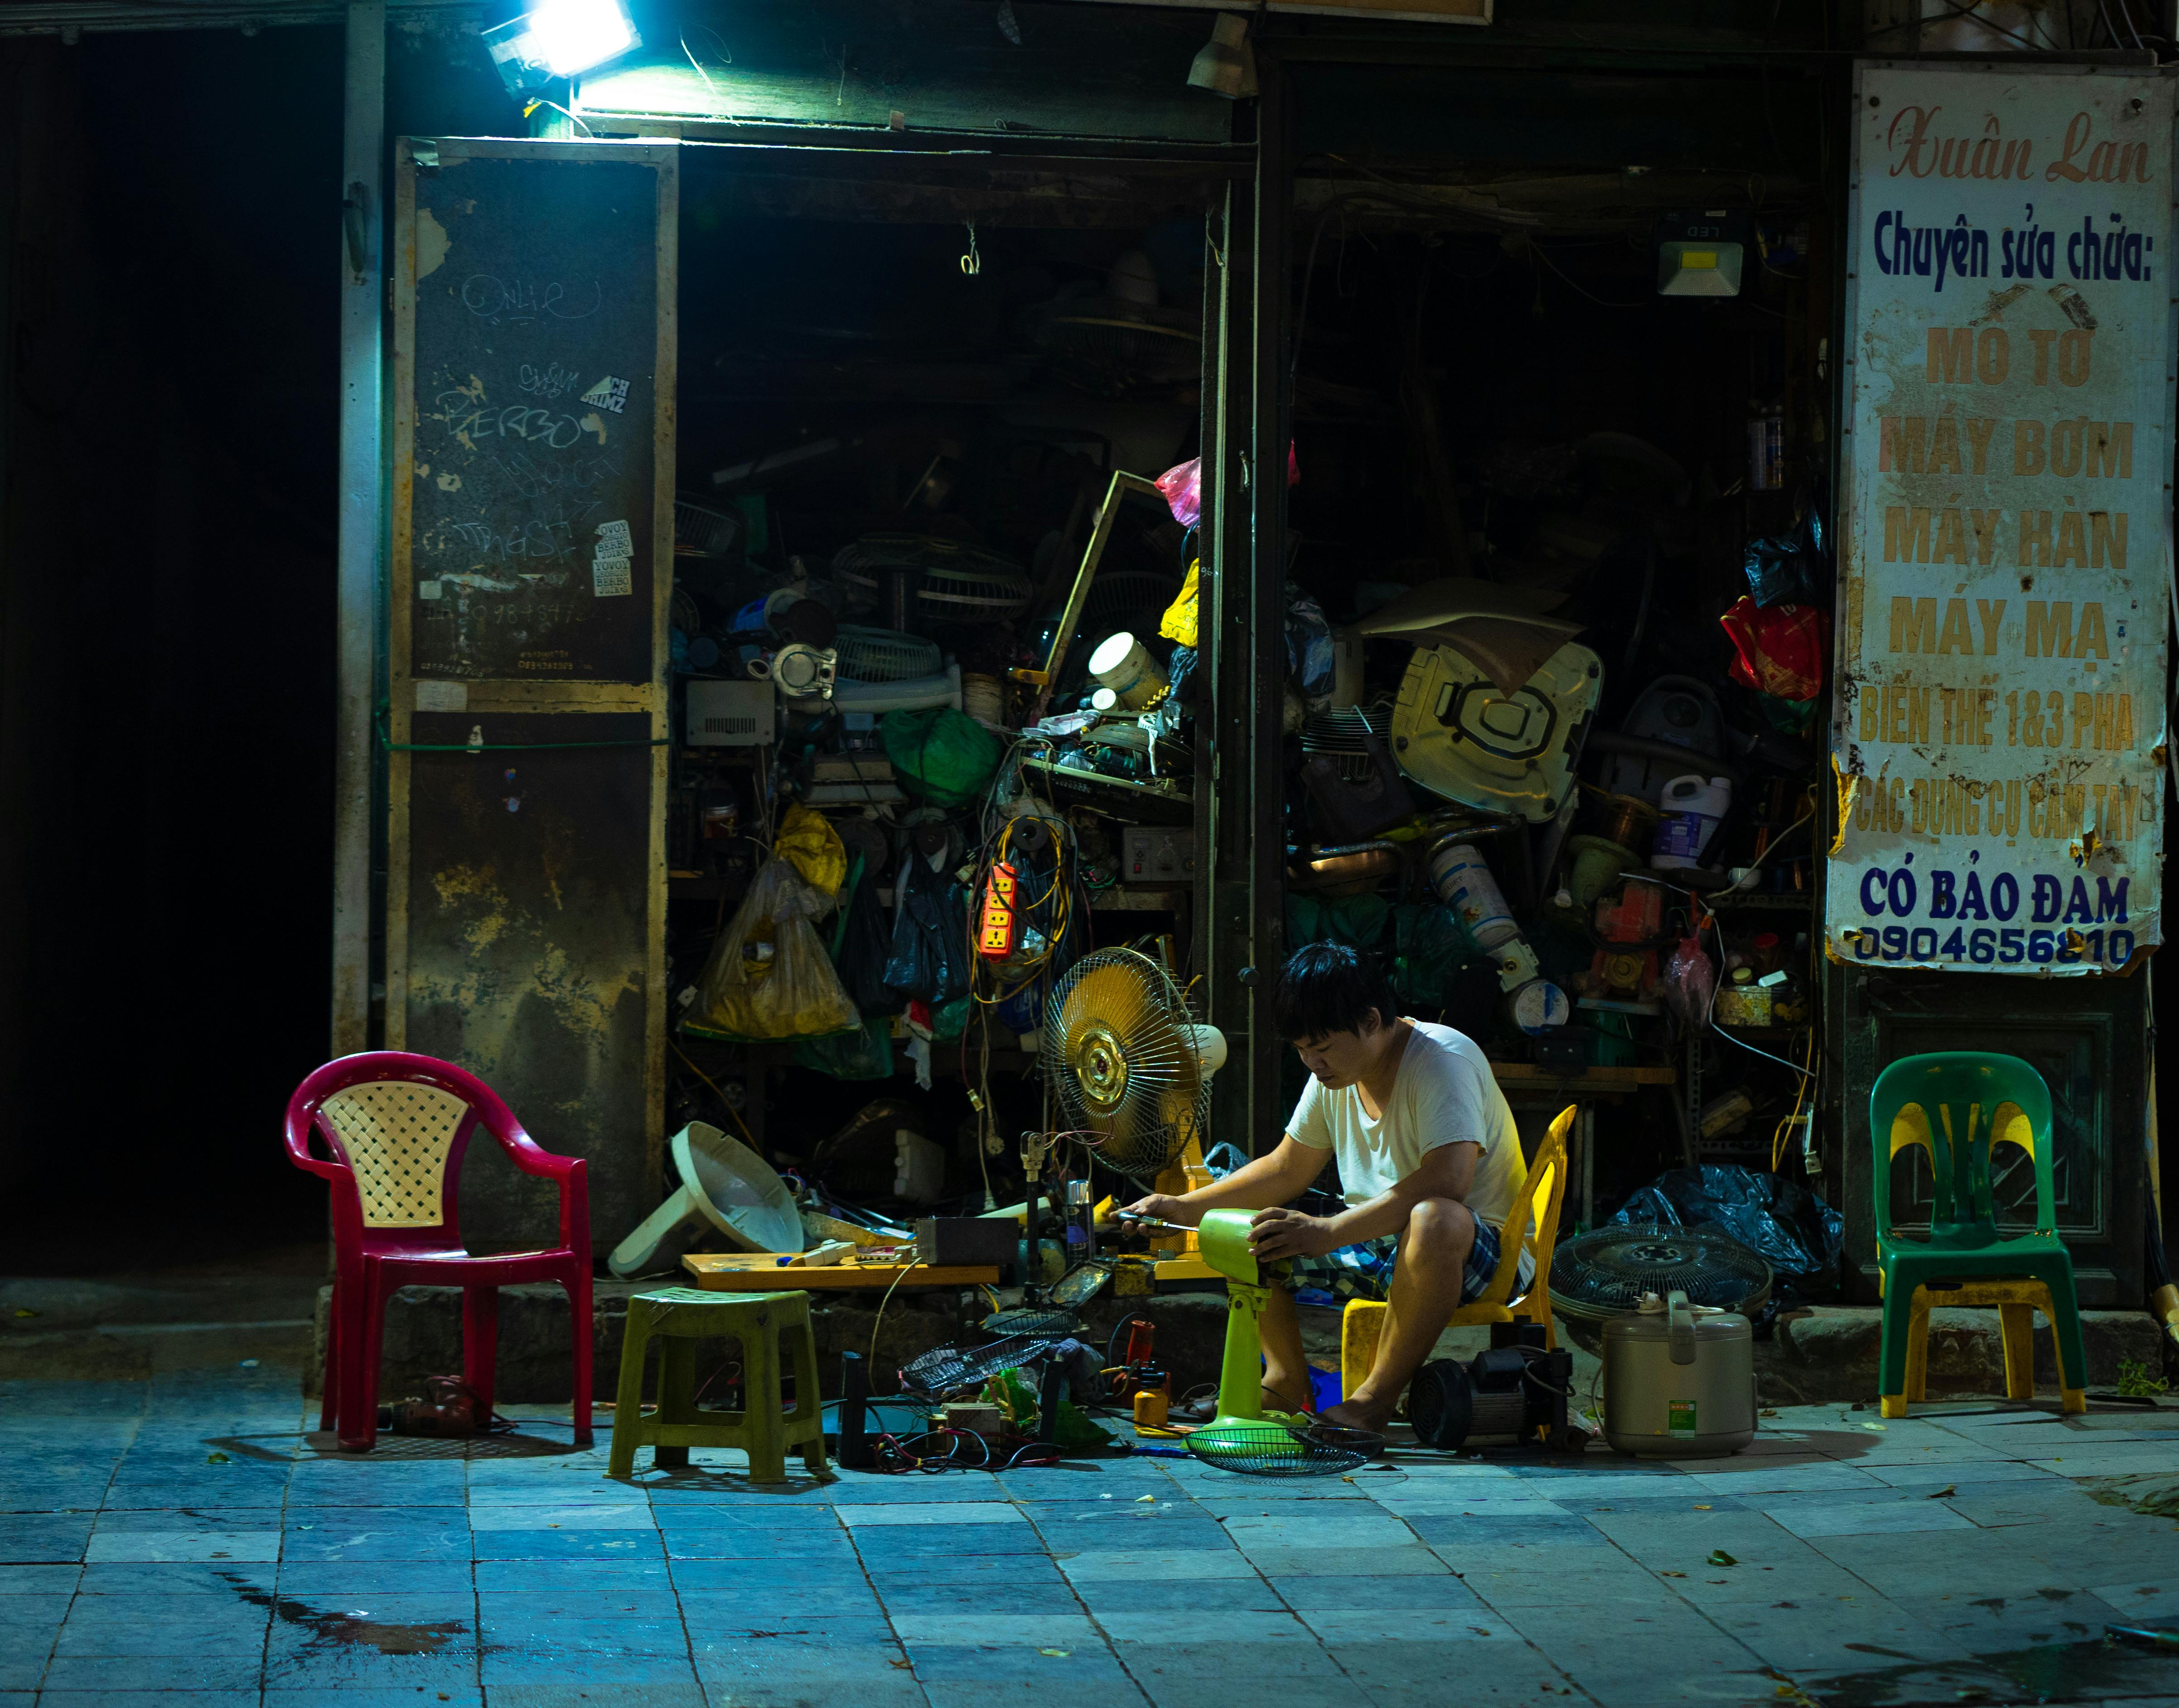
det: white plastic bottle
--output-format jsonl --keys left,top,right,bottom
{"left": 1652, "top": 775, "right": 1731, "bottom": 870}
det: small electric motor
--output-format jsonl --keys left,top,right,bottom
{"left": 1406, "top": 1319, "right": 1583, "bottom": 1453}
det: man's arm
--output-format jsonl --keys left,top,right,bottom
{"left": 1121, "top": 1136, "right": 1329, "bottom": 1228}
{"left": 1248, "top": 1141, "right": 1479, "bottom": 1259}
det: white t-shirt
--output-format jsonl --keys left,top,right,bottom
{"left": 1286, "top": 1021, "right": 1525, "bottom": 1234}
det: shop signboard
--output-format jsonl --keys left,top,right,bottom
{"left": 1832, "top": 62, "right": 2173, "bottom": 974}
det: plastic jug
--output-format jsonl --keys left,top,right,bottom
{"left": 1652, "top": 775, "right": 1731, "bottom": 870}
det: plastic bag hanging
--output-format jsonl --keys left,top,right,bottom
{"left": 693, "top": 858, "right": 861, "bottom": 1041}
{"left": 1662, "top": 933, "right": 1715, "bottom": 1031}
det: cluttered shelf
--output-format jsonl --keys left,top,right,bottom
{"left": 1489, "top": 1064, "right": 1677, "bottom": 1088}
{"left": 671, "top": 875, "right": 1184, "bottom": 910}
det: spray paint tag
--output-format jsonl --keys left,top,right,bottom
{"left": 1668, "top": 1399, "right": 1699, "bottom": 1435}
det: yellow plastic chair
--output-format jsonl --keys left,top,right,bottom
{"left": 1340, "top": 1104, "right": 1573, "bottom": 1398}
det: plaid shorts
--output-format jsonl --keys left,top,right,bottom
{"left": 1283, "top": 1210, "right": 1534, "bottom": 1306}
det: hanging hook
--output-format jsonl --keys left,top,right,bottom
{"left": 960, "top": 220, "right": 981, "bottom": 276}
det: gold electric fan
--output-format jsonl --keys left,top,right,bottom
{"left": 1039, "top": 948, "right": 1225, "bottom": 1183}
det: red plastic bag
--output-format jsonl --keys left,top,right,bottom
{"left": 1155, "top": 445, "right": 1299, "bottom": 529}
{"left": 1720, "top": 596, "right": 1824, "bottom": 702}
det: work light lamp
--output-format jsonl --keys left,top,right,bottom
{"left": 485, "top": 0, "right": 640, "bottom": 97}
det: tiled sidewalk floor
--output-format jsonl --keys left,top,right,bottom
{"left": 2, "top": 1367, "right": 2177, "bottom": 1707}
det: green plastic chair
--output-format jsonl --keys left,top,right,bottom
{"left": 1870, "top": 1051, "right": 2086, "bottom": 1417}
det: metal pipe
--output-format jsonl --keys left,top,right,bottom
{"left": 1246, "top": 51, "right": 1293, "bottom": 1156}
{"left": 331, "top": 0, "right": 384, "bottom": 1056}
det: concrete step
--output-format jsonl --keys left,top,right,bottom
{"left": 307, "top": 1282, "right": 1241, "bottom": 1405}
{"left": 309, "top": 1283, "right": 2172, "bottom": 1409}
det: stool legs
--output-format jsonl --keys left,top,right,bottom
{"left": 606, "top": 1303, "right": 652, "bottom": 1479}
{"left": 655, "top": 1340, "right": 699, "bottom": 1470}
{"left": 604, "top": 1291, "right": 834, "bottom": 1485}
{"left": 787, "top": 1313, "right": 831, "bottom": 1477}
{"left": 741, "top": 1321, "right": 787, "bottom": 1484}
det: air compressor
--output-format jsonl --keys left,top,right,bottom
{"left": 1405, "top": 1319, "right": 1585, "bottom": 1453}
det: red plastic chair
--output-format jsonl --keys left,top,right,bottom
{"left": 284, "top": 1051, "right": 594, "bottom": 1452}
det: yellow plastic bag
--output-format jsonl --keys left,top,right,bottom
{"left": 694, "top": 858, "right": 860, "bottom": 1041}
{"left": 775, "top": 803, "right": 846, "bottom": 899}
{"left": 1159, "top": 560, "right": 1200, "bottom": 649}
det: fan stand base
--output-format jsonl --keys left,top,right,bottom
{"left": 1213, "top": 1279, "right": 1274, "bottom": 1423}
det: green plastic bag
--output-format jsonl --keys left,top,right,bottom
{"left": 1392, "top": 903, "right": 1476, "bottom": 1008}
{"left": 792, "top": 1016, "right": 896, "bottom": 1081}
{"left": 882, "top": 707, "right": 1005, "bottom": 807}
{"left": 1287, "top": 891, "right": 1390, "bottom": 953}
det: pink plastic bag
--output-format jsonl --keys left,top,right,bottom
{"left": 1155, "top": 445, "right": 1299, "bottom": 529}
{"left": 1155, "top": 458, "right": 1205, "bottom": 528}
{"left": 1663, "top": 934, "right": 1715, "bottom": 1029}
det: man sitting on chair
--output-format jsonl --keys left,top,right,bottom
{"left": 1123, "top": 942, "right": 1529, "bottom": 1432}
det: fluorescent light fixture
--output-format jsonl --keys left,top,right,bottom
{"left": 484, "top": 0, "right": 639, "bottom": 97}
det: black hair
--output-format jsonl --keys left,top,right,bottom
{"left": 1273, "top": 942, "right": 1400, "bottom": 1042}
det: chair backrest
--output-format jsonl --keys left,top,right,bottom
{"left": 1868, "top": 1051, "right": 2054, "bottom": 1241}
{"left": 284, "top": 1052, "right": 517, "bottom": 1247}
{"left": 1478, "top": 1104, "right": 1573, "bottom": 1306}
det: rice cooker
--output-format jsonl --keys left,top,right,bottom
{"left": 1602, "top": 1289, "right": 1756, "bottom": 1458}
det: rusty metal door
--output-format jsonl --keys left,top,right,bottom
{"left": 387, "top": 137, "right": 676, "bottom": 1254}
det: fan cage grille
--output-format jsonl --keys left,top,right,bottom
{"left": 834, "top": 624, "right": 942, "bottom": 683}
{"left": 1547, "top": 1224, "right": 1773, "bottom": 1320}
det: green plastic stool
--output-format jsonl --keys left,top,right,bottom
{"left": 1870, "top": 1051, "right": 2087, "bottom": 1418}
{"left": 606, "top": 1287, "right": 833, "bottom": 1482}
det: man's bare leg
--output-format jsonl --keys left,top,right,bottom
{"left": 1258, "top": 1286, "right": 1315, "bottom": 1416}
{"left": 1319, "top": 1198, "right": 1474, "bottom": 1432}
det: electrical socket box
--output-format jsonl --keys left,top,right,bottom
{"left": 1122, "top": 827, "right": 1195, "bottom": 885}
{"left": 686, "top": 679, "right": 774, "bottom": 747}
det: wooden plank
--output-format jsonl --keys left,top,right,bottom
{"left": 682, "top": 1253, "right": 999, "bottom": 1291}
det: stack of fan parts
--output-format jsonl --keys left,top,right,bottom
{"left": 899, "top": 1332, "right": 1066, "bottom": 1396}
{"left": 832, "top": 536, "right": 1031, "bottom": 626}
{"left": 833, "top": 624, "right": 942, "bottom": 684}
{"left": 981, "top": 1306, "right": 1080, "bottom": 1340}
{"left": 1547, "top": 1223, "right": 1773, "bottom": 1324}
{"left": 1019, "top": 296, "right": 1203, "bottom": 395}
{"left": 1299, "top": 702, "right": 1395, "bottom": 786}
{"left": 675, "top": 495, "right": 743, "bottom": 558}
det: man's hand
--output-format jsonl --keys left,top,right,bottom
{"left": 1121, "top": 1193, "right": 1198, "bottom": 1228}
{"left": 1248, "top": 1206, "right": 1341, "bottom": 1260}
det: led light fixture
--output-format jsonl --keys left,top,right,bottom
{"left": 484, "top": 0, "right": 639, "bottom": 97}
{"left": 1654, "top": 208, "right": 1749, "bottom": 298}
